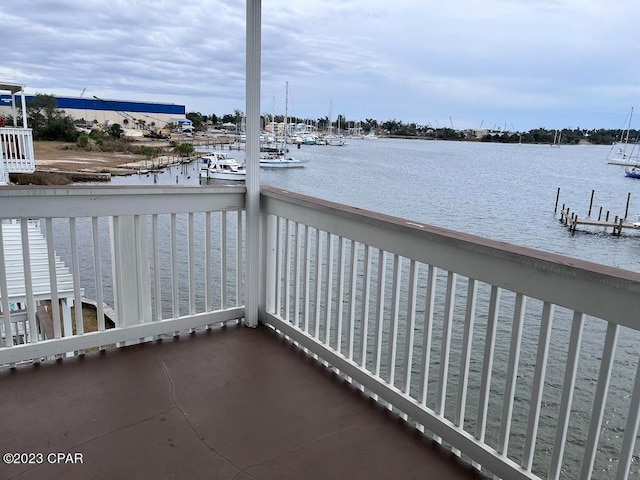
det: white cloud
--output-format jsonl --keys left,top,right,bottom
{"left": 0, "top": 0, "right": 638, "bottom": 129}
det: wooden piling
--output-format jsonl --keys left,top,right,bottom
{"left": 625, "top": 192, "right": 631, "bottom": 220}
{"left": 588, "top": 190, "right": 594, "bottom": 217}
{"left": 557, "top": 200, "right": 637, "bottom": 236}
{"left": 555, "top": 187, "right": 561, "bottom": 214}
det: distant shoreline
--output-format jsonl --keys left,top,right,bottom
{"left": 382, "top": 134, "right": 611, "bottom": 146}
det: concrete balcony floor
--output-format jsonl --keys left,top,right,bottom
{"left": 1, "top": 324, "right": 483, "bottom": 480}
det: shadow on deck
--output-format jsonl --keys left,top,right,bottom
{"left": 1, "top": 325, "right": 483, "bottom": 480}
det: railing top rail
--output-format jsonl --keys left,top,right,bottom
{"left": 0, "top": 184, "right": 246, "bottom": 194}
{"left": 0, "top": 127, "right": 32, "bottom": 132}
{"left": 261, "top": 186, "right": 640, "bottom": 328}
{"left": 261, "top": 185, "right": 640, "bottom": 283}
{"left": 0, "top": 185, "right": 246, "bottom": 218}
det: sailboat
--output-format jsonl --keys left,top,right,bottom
{"left": 607, "top": 107, "right": 640, "bottom": 166}
{"left": 551, "top": 130, "right": 561, "bottom": 147}
{"left": 325, "top": 100, "right": 346, "bottom": 146}
{"left": 260, "top": 81, "right": 307, "bottom": 169}
{"left": 624, "top": 166, "right": 640, "bottom": 179}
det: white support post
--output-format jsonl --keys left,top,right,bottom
{"left": 0, "top": 156, "right": 7, "bottom": 185}
{"left": 61, "top": 298, "right": 74, "bottom": 357}
{"left": 20, "top": 87, "right": 28, "bottom": 128}
{"left": 264, "top": 214, "right": 277, "bottom": 314}
{"left": 0, "top": 100, "right": 6, "bottom": 184}
{"left": 10, "top": 92, "right": 17, "bottom": 126}
{"left": 61, "top": 298, "right": 73, "bottom": 338}
{"left": 110, "top": 216, "right": 152, "bottom": 343}
{"left": 245, "top": 0, "right": 261, "bottom": 327}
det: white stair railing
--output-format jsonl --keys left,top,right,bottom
{"left": 0, "top": 127, "right": 36, "bottom": 183}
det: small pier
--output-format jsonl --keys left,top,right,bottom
{"left": 555, "top": 187, "right": 640, "bottom": 235}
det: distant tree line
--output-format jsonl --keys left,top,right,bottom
{"left": 478, "top": 127, "right": 637, "bottom": 145}
{"left": 5, "top": 95, "right": 633, "bottom": 147}
{"left": 190, "top": 109, "right": 635, "bottom": 145}
{"left": 186, "top": 110, "right": 381, "bottom": 136}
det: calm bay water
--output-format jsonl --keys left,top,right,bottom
{"left": 262, "top": 139, "right": 640, "bottom": 272}
{"left": 128, "top": 138, "right": 640, "bottom": 270}
{"left": 100, "top": 138, "right": 640, "bottom": 477}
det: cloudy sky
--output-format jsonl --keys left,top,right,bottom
{"left": 2, "top": 0, "right": 639, "bottom": 130}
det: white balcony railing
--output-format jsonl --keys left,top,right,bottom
{"left": 1, "top": 184, "right": 639, "bottom": 479}
{"left": 0, "top": 127, "right": 36, "bottom": 176}
{"left": 0, "top": 185, "right": 245, "bottom": 359}
{"left": 260, "top": 186, "right": 640, "bottom": 480}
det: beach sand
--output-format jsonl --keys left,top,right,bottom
{"left": 34, "top": 141, "right": 155, "bottom": 173}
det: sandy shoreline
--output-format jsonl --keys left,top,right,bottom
{"left": 33, "top": 140, "right": 185, "bottom": 174}
{"left": 30, "top": 136, "right": 232, "bottom": 178}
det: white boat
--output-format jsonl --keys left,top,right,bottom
{"left": 325, "top": 135, "right": 346, "bottom": 146}
{"left": 259, "top": 82, "right": 307, "bottom": 169}
{"left": 303, "top": 135, "right": 317, "bottom": 145}
{"left": 260, "top": 151, "right": 308, "bottom": 168}
{"left": 551, "top": 130, "right": 561, "bottom": 147}
{"left": 607, "top": 108, "right": 640, "bottom": 166}
{"left": 199, "top": 152, "right": 246, "bottom": 181}
{"left": 363, "top": 130, "right": 378, "bottom": 139}
{"left": 608, "top": 145, "right": 640, "bottom": 166}
{"left": 625, "top": 166, "right": 640, "bottom": 179}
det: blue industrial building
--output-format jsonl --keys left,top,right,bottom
{"left": 0, "top": 94, "right": 186, "bottom": 127}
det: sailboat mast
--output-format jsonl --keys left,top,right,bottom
{"left": 623, "top": 107, "right": 634, "bottom": 157}
{"left": 271, "top": 96, "right": 275, "bottom": 135}
{"left": 284, "top": 81, "right": 289, "bottom": 147}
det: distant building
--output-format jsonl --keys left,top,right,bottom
{"left": 174, "top": 118, "right": 193, "bottom": 134}
{"left": 0, "top": 94, "right": 186, "bottom": 128}
{"left": 468, "top": 128, "right": 490, "bottom": 139}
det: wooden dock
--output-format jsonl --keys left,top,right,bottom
{"left": 559, "top": 207, "right": 639, "bottom": 235}
{"left": 555, "top": 187, "right": 640, "bottom": 235}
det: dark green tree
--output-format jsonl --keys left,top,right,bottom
{"left": 221, "top": 113, "right": 235, "bottom": 124}
{"left": 174, "top": 143, "right": 195, "bottom": 157}
{"left": 186, "top": 112, "right": 206, "bottom": 131}
{"left": 108, "top": 123, "right": 123, "bottom": 139}
{"left": 363, "top": 118, "right": 378, "bottom": 133}
{"left": 26, "top": 94, "right": 79, "bottom": 141}
{"left": 77, "top": 133, "right": 90, "bottom": 149}
{"left": 140, "top": 146, "right": 158, "bottom": 159}
{"left": 234, "top": 109, "right": 244, "bottom": 126}
{"left": 316, "top": 117, "right": 328, "bottom": 130}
